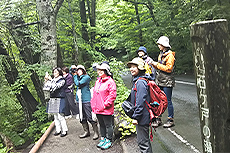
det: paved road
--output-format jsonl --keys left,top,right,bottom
{"left": 152, "top": 74, "right": 202, "bottom": 153}
{"left": 27, "top": 74, "right": 203, "bottom": 153}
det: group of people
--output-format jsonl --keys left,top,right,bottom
{"left": 127, "top": 36, "right": 176, "bottom": 152}
{"left": 43, "top": 35, "right": 176, "bottom": 152}
{"left": 43, "top": 61, "right": 117, "bottom": 150}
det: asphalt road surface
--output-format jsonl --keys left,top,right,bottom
{"left": 152, "top": 74, "right": 203, "bottom": 153}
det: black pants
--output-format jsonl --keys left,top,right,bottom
{"left": 65, "top": 92, "right": 79, "bottom": 116}
{"left": 136, "top": 124, "right": 152, "bottom": 153}
{"left": 80, "top": 102, "right": 96, "bottom": 124}
{"left": 96, "top": 114, "right": 113, "bottom": 140}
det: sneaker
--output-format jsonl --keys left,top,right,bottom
{"left": 163, "top": 119, "right": 174, "bottom": 128}
{"left": 65, "top": 115, "right": 72, "bottom": 119}
{"left": 76, "top": 114, "right": 80, "bottom": 120}
{"left": 101, "top": 139, "right": 112, "bottom": 150}
{"left": 54, "top": 131, "right": 61, "bottom": 136}
{"left": 97, "top": 138, "right": 106, "bottom": 148}
{"left": 152, "top": 118, "right": 162, "bottom": 127}
{"left": 60, "top": 131, "right": 67, "bottom": 137}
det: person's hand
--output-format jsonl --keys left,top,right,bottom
{"left": 73, "top": 72, "right": 78, "bottom": 76}
{"left": 148, "top": 58, "right": 154, "bottom": 64}
{"left": 132, "top": 119, "right": 138, "bottom": 125}
{"left": 98, "top": 106, "right": 105, "bottom": 112}
{"left": 44, "top": 72, "right": 52, "bottom": 81}
{"left": 151, "top": 61, "right": 158, "bottom": 67}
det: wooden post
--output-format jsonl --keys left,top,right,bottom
{"left": 190, "top": 19, "right": 230, "bottom": 153}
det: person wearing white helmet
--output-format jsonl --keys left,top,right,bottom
{"left": 126, "top": 57, "right": 153, "bottom": 153}
{"left": 151, "top": 36, "right": 176, "bottom": 128}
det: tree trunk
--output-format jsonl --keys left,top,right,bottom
{"left": 8, "top": 18, "right": 46, "bottom": 105}
{"left": 36, "top": 0, "right": 64, "bottom": 68}
{"left": 57, "top": 43, "right": 64, "bottom": 67}
{"left": 67, "top": 0, "right": 79, "bottom": 64}
{"left": 79, "top": 0, "right": 89, "bottom": 42}
{"left": 134, "top": 3, "right": 143, "bottom": 45}
{"left": 86, "top": 0, "right": 96, "bottom": 43}
{"left": 9, "top": 19, "right": 34, "bottom": 64}
{"left": 0, "top": 40, "right": 38, "bottom": 121}
{"left": 124, "top": 0, "right": 158, "bottom": 26}
{"left": 147, "top": 0, "right": 159, "bottom": 26}
{"left": 91, "top": 0, "right": 96, "bottom": 42}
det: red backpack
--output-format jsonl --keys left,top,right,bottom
{"left": 134, "top": 78, "right": 168, "bottom": 140}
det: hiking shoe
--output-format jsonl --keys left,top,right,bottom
{"left": 152, "top": 118, "right": 162, "bottom": 127}
{"left": 97, "top": 138, "right": 106, "bottom": 148}
{"left": 65, "top": 115, "right": 72, "bottom": 119}
{"left": 54, "top": 131, "right": 61, "bottom": 136}
{"left": 163, "top": 119, "right": 174, "bottom": 128}
{"left": 76, "top": 114, "right": 80, "bottom": 120}
{"left": 60, "top": 131, "right": 67, "bottom": 137}
{"left": 101, "top": 139, "right": 112, "bottom": 150}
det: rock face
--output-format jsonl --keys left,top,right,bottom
{"left": 190, "top": 19, "right": 230, "bottom": 153}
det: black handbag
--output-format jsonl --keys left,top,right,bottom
{"left": 122, "top": 100, "right": 136, "bottom": 118}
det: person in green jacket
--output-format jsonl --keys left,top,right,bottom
{"left": 71, "top": 65, "right": 99, "bottom": 140}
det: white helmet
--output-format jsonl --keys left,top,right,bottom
{"left": 157, "top": 36, "right": 171, "bottom": 48}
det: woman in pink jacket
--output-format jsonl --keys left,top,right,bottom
{"left": 91, "top": 62, "right": 117, "bottom": 150}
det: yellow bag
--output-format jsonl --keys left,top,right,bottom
{"left": 145, "top": 63, "right": 152, "bottom": 75}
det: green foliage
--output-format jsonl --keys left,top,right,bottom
{"left": 93, "top": 0, "right": 230, "bottom": 74}
{"left": 117, "top": 116, "right": 136, "bottom": 138}
{"left": 109, "top": 59, "right": 137, "bottom": 138}
{"left": 0, "top": 146, "right": 13, "bottom": 153}
{"left": 9, "top": 63, "right": 52, "bottom": 102}
{"left": 27, "top": 105, "right": 52, "bottom": 142}
{"left": 0, "top": 78, "right": 28, "bottom": 147}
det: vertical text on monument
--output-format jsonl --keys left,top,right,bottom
{"left": 191, "top": 19, "right": 230, "bottom": 153}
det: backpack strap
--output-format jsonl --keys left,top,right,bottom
{"left": 134, "top": 77, "right": 155, "bottom": 141}
{"left": 145, "top": 100, "right": 156, "bottom": 141}
{"left": 133, "top": 77, "right": 147, "bottom": 105}
{"left": 133, "top": 77, "right": 149, "bottom": 108}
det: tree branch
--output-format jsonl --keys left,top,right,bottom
{"left": 0, "top": 20, "right": 12, "bottom": 23}
{"left": 0, "top": 20, "right": 40, "bottom": 29}
{"left": 12, "top": 21, "right": 40, "bottom": 29}
{"left": 54, "top": 0, "right": 65, "bottom": 15}
{"left": 123, "top": 0, "right": 149, "bottom": 8}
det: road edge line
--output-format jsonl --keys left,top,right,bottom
{"left": 167, "top": 128, "right": 200, "bottom": 153}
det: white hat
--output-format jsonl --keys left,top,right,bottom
{"left": 96, "top": 63, "right": 112, "bottom": 76}
{"left": 76, "top": 65, "right": 86, "bottom": 73}
{"left": 157, "top": 36, "right": 171, "bottom": 48}
{"left": 127, "top": 57, "right": 145, "bottom": 70}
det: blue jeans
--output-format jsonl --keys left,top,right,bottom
{"left": 160, "top": 86, "right": 174, "bottom": 119}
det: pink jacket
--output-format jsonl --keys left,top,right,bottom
{"left": 91, "top": 76, "right": 117, "bottom": 115}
